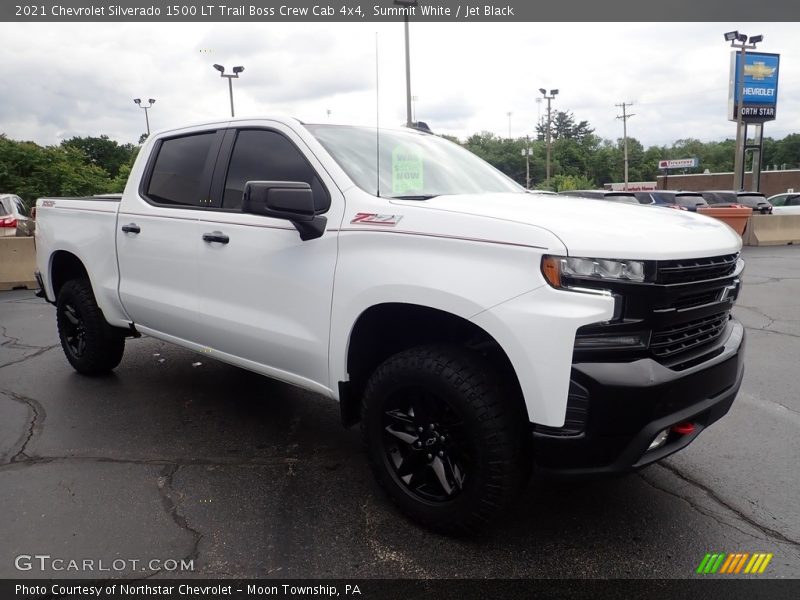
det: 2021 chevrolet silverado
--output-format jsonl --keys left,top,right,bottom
{"left": 35, "top": 117, "right": 745, "bottom": 533}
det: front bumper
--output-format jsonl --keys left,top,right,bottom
{"left": 533, "top": 317, "right": 745, "bottom": 475}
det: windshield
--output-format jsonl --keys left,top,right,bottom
{"left": 306, "top": 125, "right": 524, "bottom": 198}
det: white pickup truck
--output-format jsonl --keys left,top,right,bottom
{"left": 35, "top": 117, "right": 745, "bottom": 533}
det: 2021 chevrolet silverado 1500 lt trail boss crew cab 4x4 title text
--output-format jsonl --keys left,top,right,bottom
{"left": 34, "top": 118, "right": 745, "bottom": 533}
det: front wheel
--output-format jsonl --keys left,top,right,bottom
{"left": 56, "top": 278, "right": 125, "bottom": 375}
{"left": 361, "top": 345, "right": 529, "bottom": 534}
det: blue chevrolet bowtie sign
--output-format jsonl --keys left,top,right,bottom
{"left": 729, "top": 51, "right": 780, "bottom": 122}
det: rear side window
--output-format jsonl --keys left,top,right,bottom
{"left": 146, "top": 132, "right": 218, "bottom": 207}
{"left": 787, "top": 195, "right": 800, "bottom": 207}
{"left": 222, "top": 129, "right": 330, "bottom": 212}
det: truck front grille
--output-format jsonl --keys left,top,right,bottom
{"left": 655, "top": 253, "right": 739, "bottom": 284}
{"left": 650, "top": 312, "right": 730, "bottom": 359}
{"left": 572, "top": 253, "right": 741, "bottom": 366}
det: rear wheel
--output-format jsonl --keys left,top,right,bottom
{"left": 56, "top": 278, "right": 125, "bottom": 375}
{"left": 361, "top": 345, "right": 528, "bottom": 534}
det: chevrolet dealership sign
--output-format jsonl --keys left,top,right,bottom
{"left": 729, "top": 51, "right": 780, "bottom": 122}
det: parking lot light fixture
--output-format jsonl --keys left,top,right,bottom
{"left": 212, "top": 64, "right": 245, "bottom": 117}
{"left": 133, "top": 97, "right": 155, "bottom": 136}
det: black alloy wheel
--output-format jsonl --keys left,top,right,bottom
{"left": 361, "top": 345, "right": 529, "bottom": 534}
{"left": 382, "top": 387, "right": 470, "bottom": 503}
{"left": 56, "top": 278, "right": 125, "bottom": 375}
{"left": 61, "top": 302, "right": 87, "bottom": 358}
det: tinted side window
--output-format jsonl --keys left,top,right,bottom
{"left": 222, "top": 130, "right": 330, "bottom": 212}
{"left": 786, "top": 195, "right": 800, "bottom": 206}
{"left": 146, "top": 133, "right": 218, "bottom": 207}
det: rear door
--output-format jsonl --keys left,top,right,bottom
{"left": 775, "top": 194, "right": 800, "bottom": 215}
{"left": 117, "top": 129, "right": 224, "bottom": 342}
{"left": 192, "top": 124, "right": 343, "bottom": 391}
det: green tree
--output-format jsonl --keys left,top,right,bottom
{"left": 61, "top": 135, "right": 136, "bottom": 177}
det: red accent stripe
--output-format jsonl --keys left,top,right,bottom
{"left": 338, "top": 228, "right": 546, "bottom": 250}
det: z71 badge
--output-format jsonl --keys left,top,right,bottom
{"left": 350, "top": 213, "right": 403, "bottom": 226}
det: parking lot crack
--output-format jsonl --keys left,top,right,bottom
{"left": 0, "top": 341, "right": 60, "bottom": 370}
{"left": 2, "top": 390, "right": 46, "bottom": 464}
{"left": 156, "top": 464, "right": 203, "bottom": 570}
{"left": 643, "top": 463, "right": 800, "bottom": 549}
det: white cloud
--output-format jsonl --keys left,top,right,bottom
{"left": 0, "top": 21, "right": 796, "bottom": 147}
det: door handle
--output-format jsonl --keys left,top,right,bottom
{"left": 121, "top": 223, "right": 140, "bottom": 234}
{"left": 202, "top": 232, "right": 230, "bottom": 244}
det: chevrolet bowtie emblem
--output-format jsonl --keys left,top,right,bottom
{"left": 745, "top": 61, "right": 776, "bottom": 81}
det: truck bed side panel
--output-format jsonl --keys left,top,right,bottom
{"left": 35, "top": 198, "right": 130, "bottom": 327}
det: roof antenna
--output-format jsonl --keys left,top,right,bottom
{"left": 375, "top": 31, "right": 381, "bottom": 198}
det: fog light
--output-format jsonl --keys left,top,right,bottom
{"left": 647, "top": 428, "right": 669, "bottom": 452}
{"left": 573, "top": 332, "right": 648, "bottom": 349}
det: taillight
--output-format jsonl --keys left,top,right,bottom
{"left": 0, "top": 217, "right": 17, "bottom": 228}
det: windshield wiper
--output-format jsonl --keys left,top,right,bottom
{"left": 388, "top": 194, "right": 439, "bottom": 200}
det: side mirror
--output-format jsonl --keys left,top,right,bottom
{"left": 242, "top": 181, "right": 326, "bottom": 241}
{"left": 243, "top": 181, "right": 315, "bottom": 221}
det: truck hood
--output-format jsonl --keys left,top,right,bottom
{"left": 391, "top": 193, "right": 742, "bottom": 260}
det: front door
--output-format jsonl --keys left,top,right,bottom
{"left": 193, "top": 124, "right": 343, "bottom": 393}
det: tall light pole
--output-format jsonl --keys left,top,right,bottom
{"left": 394, "top": 0, "right": 419, "bottom": 127}
{"left": 521, "top": 135, "right": 532, "bottom": 189}
{"left": 507, "top": 111, "right": 513, "bottom": 138}
{"left": 725, "top": 30, "right": 761, "bottom": 191}
{"left": 213, "top": 64, "right": 245, "bottom": 117}
{"left": 133, "top": 98, "right": 155, "bottom": 136}
{"left": 539, "top": 88, "right": 558, "bottom": 186}
{"left": 615, "top": 102, "right": 635, "bottom": 191}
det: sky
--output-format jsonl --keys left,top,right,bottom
{"left": 1, "top": 21, "right": 798, "bottom": 147}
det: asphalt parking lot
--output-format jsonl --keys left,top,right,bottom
{"left": 1, "top": 245, "right": 798, "bottom": 579}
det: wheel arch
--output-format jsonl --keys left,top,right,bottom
{"left": 339, "top": 302, "right": 527, "bottom": 428}
{"left": 49, "top": 250, "right": 90, "bottom": 299}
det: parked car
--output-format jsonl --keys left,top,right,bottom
{"left": 766, "top": 192, "right": 800, "bottom": 215}
{"left": 701, "top": 191, "right": 773, "bottom": 214}
{"left": 34, "top": 117, "right": 745, "bottom": 533}
{"left": 636, "top": 190, "right": 708, "bottom": 212}
{"left": 558, "top": 190, "right": 640, "bottom": 204}
{"left": 0, "top": 194, "right": 34, "bottom": 236}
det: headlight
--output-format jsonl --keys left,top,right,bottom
{"left": 541, "top": 255, "right": 645, "bottom": 289}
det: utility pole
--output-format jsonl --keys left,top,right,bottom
{"left": 615, "top": 102, "right": 635, "bottom": 191}
{"left": 539, "top": 88, "right": 558, "bottom": 186}
{"left": 394, "top": 0, "right": 420, "bottom": 127}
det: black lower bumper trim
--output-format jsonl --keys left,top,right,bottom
{"left": 533, "top": 318, "right": 745, "bottom": 476}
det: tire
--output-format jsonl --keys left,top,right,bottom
{"left": 56, "top": 278, "right": 125, "bottom": 375}
{"left": 361, "top": 345, "right": 529, "bottom": 534}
